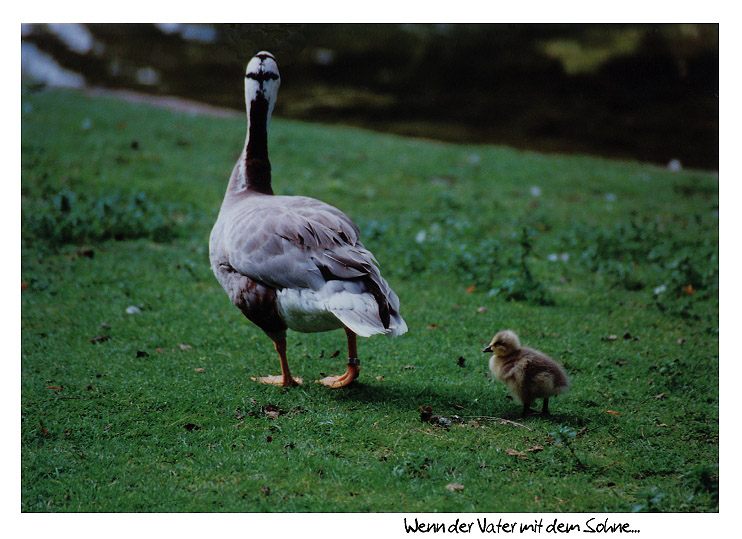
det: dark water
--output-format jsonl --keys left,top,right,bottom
{"left": 22, "top": 23, "right": 719, "bottom": 170}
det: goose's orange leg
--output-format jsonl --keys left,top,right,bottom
{"left": 318, "top": 327, "right": 360, "bottom": 388}
{"left": 253, "top": 334, "right": 302, "bottom": 386}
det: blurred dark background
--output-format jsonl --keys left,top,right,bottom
{"left": 21, "top": 23, "right": 719, "bottom": 169}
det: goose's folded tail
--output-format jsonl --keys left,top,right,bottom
{"left": 327, "top": 289, "right": 407, "bottom": 338}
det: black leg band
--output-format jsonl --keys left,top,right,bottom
{"left": 347, "top": 357, "right": 360, "bottom": 366}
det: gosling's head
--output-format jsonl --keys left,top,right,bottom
{"left": 482, "top": 329, "right": 521, "bottom": 356}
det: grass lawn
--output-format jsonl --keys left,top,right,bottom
{"left": 21, "top": 89, "right": 718, "bottom": 512}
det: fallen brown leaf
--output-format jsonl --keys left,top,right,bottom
{"left": 260, "top": 485, "right": 271, "bottom": 496}
{"left": 21, "top": 281, "right": 28, "bottom": 290}
{"left": 375, "top": 375, "right": 385, "bottom": 381}
{"left": 46, "top": 385, "right": 63, "bottom": 391}
{"left": 476, "top": 306, "right": 487, "bottom": 313}
{"left": 194, "top": 368, "right": 205, "bottom": 373}
{"left": 654, "top": 393, "right": 666, "bottom": 400}
{"left": 446, "top": 482, "right": 465, "bottom": 492}
{"left": 682, "top": 284, "right": 696, "bottom": 295}
{"left": 427, "top": 323, "right": 439, "bottom": 330}
{"left": 605, "top": 410, "right": 621, "bottom": 416}
{"left": 526, "top": 445, "right": 544, "bottom": 453}
{"left": 465, "top": 285, "right": 476, "bottom": 294}
{"left": 506, "top": 448, "right": 528, "bottom": 459}
{"left": 178, "top": 343, "right": 192, "bottom": 351}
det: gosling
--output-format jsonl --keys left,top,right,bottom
{"left": 482, "top": 329, "right": 569, "bottom": 416}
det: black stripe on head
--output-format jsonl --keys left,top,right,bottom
{"left": 245, "top": 71, "right": 280, "bottom": 82}
{"left": 256, "top": 52, "right": 275, "bottom": 60}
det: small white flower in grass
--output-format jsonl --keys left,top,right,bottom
{"left": 466, "top": 153, "right": 481, "bottom": 165}
{"left": 605, "top": 193, "right": 617, "bottom": 202}
{"left": 667, "top": 159, "right": 683, "bottom": 172}
{"left": 548, "top": 253, "right": 570, "bottom": 262}
{"left": 125, "top": 305, "right": 142, "bottom": 315}
{"left": 653, "top": 284, "right": 667, "bottom": 296}
{"left": 415, "top": 230, "right": 427, "bottom": 244}
{"left": 530, "top": 186, "right": 542, "bottom": 197}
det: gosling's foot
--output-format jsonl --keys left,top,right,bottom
{"left": 251, "top": 375, "right": 303, "bottom": 387}
{"left": 522, "top": 406, "right": 538, "bottom": 417}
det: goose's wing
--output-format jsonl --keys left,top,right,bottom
{"left": 225, "top": 196, "right": 405, "bottom": 334}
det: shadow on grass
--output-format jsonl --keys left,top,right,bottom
{"left": 324, "top": 379, "right": 590, "bottom": 430}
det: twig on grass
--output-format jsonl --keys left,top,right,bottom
{"left": 463, "top": 416, "right": 533, "bottom": 431}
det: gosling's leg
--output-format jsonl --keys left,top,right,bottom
{"left": 253, "top": 333, "right": 302, "bottom": 387}
{"left": 522, "top": 398, "right": 535, "bottom": 417}
{"left": 541, "top": 398, "right": 550, "bottom": 416}
{"left": 318, "top": 327, "right": 360, "bottom": 388}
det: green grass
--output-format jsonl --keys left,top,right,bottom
{"left": 21, "top": 89, "right": 718, "bottom": 512}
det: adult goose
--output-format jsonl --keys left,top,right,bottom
{"left": 209, "top": 51, "right": 407, "bottom": 388}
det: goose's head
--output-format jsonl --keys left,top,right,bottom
{"left": 245, "top": 51, "right": 281, "bottom": 117}
{"left": 482, "top": 329, "right": 521, "bottom": 356}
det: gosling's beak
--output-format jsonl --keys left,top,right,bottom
{"left": 482, "top": 345, "right": 493, "bottom": 353}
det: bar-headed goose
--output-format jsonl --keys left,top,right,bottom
{"left": 209, "top": 51, "right": 407, "bottom": 388}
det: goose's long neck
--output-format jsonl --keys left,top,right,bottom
{"left": 238, "top": 52, "right": 280, "bottom": 196}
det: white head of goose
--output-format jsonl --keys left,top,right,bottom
{"left": 209, "top": 51, "right": 407, "bottom": 388}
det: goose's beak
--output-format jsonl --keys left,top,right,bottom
{"left": 482, "top": 345, "right": 493, "bottom": 353}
